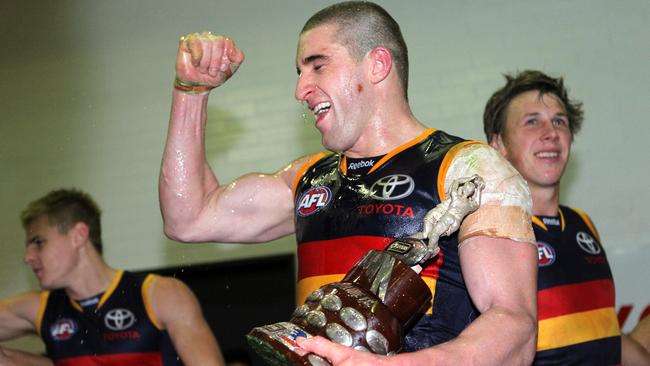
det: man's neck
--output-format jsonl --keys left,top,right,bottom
{"left": 531, "top": 185, "right": 561, "bottom": 217}
{"left": 65, "top": 255, "right": 118, "bottom": 301}
{"left": 344, "top": 114, "right": 427, "bottom": 158}
{"left": 344, "top": 77, "right": 427, "bottom": 157}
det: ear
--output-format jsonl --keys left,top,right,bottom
{"left": 489, "top": 134, "right": 508, "bottom": 157}
{"left": 367, "top": 46, "right": 392, "bottom": 84}
{"left": 70, "top": 222, "right": 90, "bottom": 248}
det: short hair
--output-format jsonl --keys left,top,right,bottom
{"left": 301, "top": 1, "right": 409, "bottom": 98}
{"left": 20, "top": 188, "right": 103, "bottom": 254}
{"left": 483, "top": 70, "right": 584, "bottom": 142}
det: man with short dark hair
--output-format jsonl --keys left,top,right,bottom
{"left": 484, "top": 69, "right": 650, "bottom": 365}
{"left": 0, "top": 188, "right": 225, "bottom": 366}
{"left": 160, "top": 2, "right": 538, "bottom": 364}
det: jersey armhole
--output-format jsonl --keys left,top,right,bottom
{"left": 142, "top": 274, "right": 163, "bottom": 330}
{"left": 292, "top": 152, "right": 331, "bottom": 195}
{"left": 571, "top": 207, "right": 601, "bottom": 241}
{"left": 36, "top": 291, "right": 50, "bottom": 337}
{"left": 437, "top": 141, "right": 483, "bottom": 201}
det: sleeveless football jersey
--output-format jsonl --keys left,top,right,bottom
{"left": 294, "top": 128, "right": 483, "bottom": 351}
{"left": 38, "top": 271, "right": 182, "bottom": 366}
{"left": 533, "top": 206, "right": 621, "bottom": 365}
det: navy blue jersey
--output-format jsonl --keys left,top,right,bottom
{"left": 38, "top": 271, "right": 182, "bottom": 366}
{"left": 293, "top": 128, "right": 483, "bottom": 351}
{"left": 533, "top": 206, "right": 621, "bottom": 365}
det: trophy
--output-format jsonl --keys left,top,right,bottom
{"left": 246, "top": 175, "right": 485, "bottom": 366}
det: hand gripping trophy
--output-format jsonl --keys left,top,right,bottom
{"left": 247, "top": 175, "right": 486, "bottom": 366}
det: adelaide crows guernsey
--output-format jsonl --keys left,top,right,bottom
{"left": 294, "top": 128, "right": 483, "bottom": 351}
{"left": 38, "top": 270, "right": 182, "bottom": 366}
{"left": 533, "top": 206, "right": 621, "bottom": 365}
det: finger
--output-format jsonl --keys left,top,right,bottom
{"left": 297, "top": 336, "right": 350, "bottom": 365}
{"left": 198, "top": 34, "right": 213, "bottom": 74}
{"left": 178, "top": 35, "right": 190, "bottom": 53}
{"left": 221, "top": 38, "right": 235, "bottom": 77}
{"left": 230, "top": 44, "right": 245, "bottom": 64}
{"left": 226, "top": 40, "right": 245, "bottom": 77}
{"left": 187, "top": 34, "right": 203, "bottom": 67}
{"left": 208, "top": 36, "right": 225, "bottom": 77}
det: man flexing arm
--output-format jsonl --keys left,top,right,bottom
{"left": 160, "top": 3, "right": 538, "bottom": 365}
{"left": 160, "top": 32, "right": 304, "bottom": 244}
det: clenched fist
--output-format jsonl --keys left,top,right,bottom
{"left": 174, "top": 31, "right": 245, "bottom": 94}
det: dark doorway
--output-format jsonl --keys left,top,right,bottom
{"left": 140, "top": 254, "right": 296, "bottom": 365}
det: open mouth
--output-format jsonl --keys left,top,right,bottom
{"left": 313, "top": 102, "right": 331, "bottom": 116}
{"left": 535, "top": 151, "right": 559, "bottom": 159}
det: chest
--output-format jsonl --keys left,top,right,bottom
{"left": 42, "top": 282, "right": 162, "bottom": 358}
{"left": 295, "top": 158, "right": 445, "bottom": 242}
{"left": 535, "top": 223, "right": 613, "bottom": 289}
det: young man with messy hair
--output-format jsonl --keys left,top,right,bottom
{"left": 0, "top": 189, "right": 224, "bottom": 366}
{"left": 484, "top": 69, "right": 650, "bottom": 365}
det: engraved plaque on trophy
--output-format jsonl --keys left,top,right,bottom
{"left": 246, "top": 175, "right": 485, "bottom": 366}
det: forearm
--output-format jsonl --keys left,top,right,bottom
{"left": 622, "top": 334, "right": 650, "bottom": 366}
{"left": 0, "top": 320, "right": 30, "bottom": 341}
{"left": 0, "top": 347, "right": 53, "bottom": 366}
{"left": 159, "top": 90, "right": 219, "bottom": 241}
{"left": 153, "top": 277, "right": 225, "bottom": 366}
{"left": 0, "top": 293, "right": 41, "bottom": 342}
{"left": 173, "top": 324, "right": 225, "bottom": 366}
{"left": 398, "top": 306, "right": 536, "bottom": 366}
{"left": 630, "top": 316, "right": 650, "bottom": 353}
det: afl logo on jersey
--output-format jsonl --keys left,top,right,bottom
{"left": 576, "top": 231, "right": 601, "bottom": 255}
{"left": 537, "top": 241, "right": 556, "bottom": 267}
{"left": 51, "top": 318, "right": 78, "bottom": 341}
{"left": 297, "top": 186, "right": 332, "bottom": 217}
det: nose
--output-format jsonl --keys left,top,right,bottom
{"left": 294, "top": 73, "right": 315, "bottom": 103}
{"left": 540, "top": 119, "right": 559, "bottom": 141}
{"left": 24, "top": 245, "right": 37, "bottom": 265}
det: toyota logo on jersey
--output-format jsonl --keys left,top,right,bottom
{"left": 370, "top": 174, "right": 415, "bottom": 201}
{"left": 576, "top": 231, "right": 601, "bottom": 255}
{"left": 51, "top": 318, "right": 78, "bottom": 341}
{"left": 104, "top": 308, "right": 136, "bottom": 331}
{"left": 297, "top": 186, "right": 332, "bottom": 217}
{"left": 537, "top": 241, "right": 556, "bottom": 267}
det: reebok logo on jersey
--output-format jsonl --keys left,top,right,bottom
{"left": 297, "top": 186, "right": 332, "bottom": 217}
{"left": 542, "top": 217, "right": 560, "bottom": 226}
{"left": 348, "top": 159, "right": 375, "bottom": 171}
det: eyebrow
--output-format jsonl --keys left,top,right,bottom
{"left": 296, "top": 54, "right": 329, "bottom": 75}
{"left": 522, "top": 111, "right": 568, "bottom": 118}
{"left": 26, "top": 235, "right": 41, "bottom": 246}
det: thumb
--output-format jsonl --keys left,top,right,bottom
{"left": 298, "top": 336, "right": 348, "bottom": 364}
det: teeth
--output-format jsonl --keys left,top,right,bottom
{"left": 536, "top": 152, "right": 559, "bottom": 158}
{"left": 313, "top": 102, "right": 331, "bottom": 115}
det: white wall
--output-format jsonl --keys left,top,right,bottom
{"left": 1, "top": 0, "right": 648, "bottom": 351}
